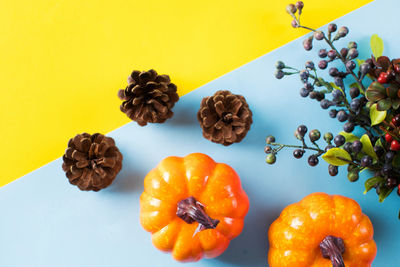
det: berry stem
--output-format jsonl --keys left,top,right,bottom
{"left": 269, "top": 142, "right": 324, "bottom": 153}
{"left": 294, "top": 21, "right": 366, "bottom": 93}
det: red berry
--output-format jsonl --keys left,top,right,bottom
{"left": 378, "top": 72, "right": 388, "bottom": 84}
{"left": 385, "top": 133, "right": 393, "bottom": 143}
{"left": 393, "top": 114, "right": 400, "bottom": 127}
{"left": 398, "top": 184, "right": 400, "bottom": 196}
{"left": 390, "top": 140, "right": 400, "bottom": 151}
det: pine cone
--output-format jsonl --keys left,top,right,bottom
{"left": 62, "top": 133, "right": 123, "bottom": 191}
{"left": 118, "top": 69, "right": 179, "bottom": 126}
{"left": 197, "top": 90, "right": 253, "bottom": 146}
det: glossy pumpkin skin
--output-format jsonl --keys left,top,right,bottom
{"left": 268, "top": 192, "right": 377, "bottom": 267}
{"left": 140, "top": 153, "right": 249, "bottom": 262}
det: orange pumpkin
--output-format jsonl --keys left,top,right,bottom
{"left": 268, "top": 192, "right": 377, "bottom": 267}
{"left": 140, "top": 153, "right": 249, "bottom": 262}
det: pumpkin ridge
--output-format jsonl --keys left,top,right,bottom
{"left": 182, "top": 154, "right": 215, "bottom": 198}
{"left": 196, "top": 161, "right": 219, "bottom": 201}
{"left": 152, "top": 219, "right": 182, "bottom": 252}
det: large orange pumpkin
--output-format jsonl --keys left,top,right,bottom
{"left": 268, "top": 192, "right": 377, "bottom": 267}
{"left": 140, "top": 153, "right": 249, "bottom": 262}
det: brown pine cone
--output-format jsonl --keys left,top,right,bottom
{"left": 62, "top": 133, "right": 123, "bottom": 191}
{"left": 118, "top": 69, "right": 179, "bottom": 126}
{"left": 197, "top": 90, "right": 253, "bottom": 146}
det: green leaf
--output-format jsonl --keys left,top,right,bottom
{"left": 339, "top": 131, "right": 359, "bottom": 143}
{"left": 366, "top": 82, "right": 387, "bottom": 102}
{"left": 370, "top": 34, "right": 384, "bottom": 58}
{"left": 369, "top": 103, "right": 387, "bottom": 126}
{"left": 356, "top": 59, "right": 365, "bottom": 66}
{"left": 377, "top": 98, "right": 392, "bottom": 111}
{"left": 364, "top": 177, "right": 383, "bottom": 194}
{"left": 375, "top": 138, "right": 384, "bottom": 148}
{"left": 329, "top": 82, "right": 341, "bottom": 90}
{"left": 386, "top": 84, "right": 398, "bottom": 98}
{"left": 392, "top": 98, "right": 400, "bottom": 110}
{"left": 393, "top": 154, "right": 400, "bottom": 168}
{"left": 360, "top": 134, "right": 378, "bottom": 160}
{"left": 379, "top": 187, "right": 394, "bottom": 202}
{"left": 322, "top": 148, "right": 352, "bottom": 166}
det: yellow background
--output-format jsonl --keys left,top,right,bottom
{"left": 0, "top": 0, "right": 373, "bottom": 186}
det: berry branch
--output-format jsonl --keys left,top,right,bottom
{"left": 266, "top": 1, "right": 400, "bottom": 216}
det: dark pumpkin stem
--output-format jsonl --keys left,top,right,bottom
{"left": 320, "top": 235, "right": 346, "bottom": 267}
{"left": 176, "top": 196, "right": 219, "bottom": 234}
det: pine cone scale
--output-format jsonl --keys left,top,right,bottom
{"left": 118, "top": 69, "right": 179, "bottom": 126}
{"left": 198, "top": 90, "right": 252, "bottom": 146}
{"left": 62, "top": 133, "right": 123, "bottom": 191}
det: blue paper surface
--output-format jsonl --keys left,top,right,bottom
{"left": 1, "top": 0, "right": 399, "bottom": 266}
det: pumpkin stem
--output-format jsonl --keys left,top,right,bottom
{"left": 320, "top": 235, "right": 346, "bottom": 267}
{"left": 176, "top": 196, "right": 219, "bottom": 234}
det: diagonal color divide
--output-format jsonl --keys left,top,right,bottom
{"left": 0, "top": 1, "right": 399, "bottom": 266}
{"left": 0, "top": 0, "right": 373, "bottom": 186}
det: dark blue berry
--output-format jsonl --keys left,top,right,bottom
{"left": 329, "top": 109, "right": 338, "bottom": 118}
{"left": 374, "top": 145, "right": 384, "bottom": 157}
{"left": 316, "top": 92, "right": 325, "bottom": 101}
{"left": 337, "top": 110, "right": 348, "bottom": 122}
{"left": 320, "top": 99, "right": 332, "bottom": 109}
{"left": 328, "top": 23, "right": 337, "bottom": 33}
{"left": 385, "top": 151, "right": 395, "bottom": 163}
{"left": 309, "top": 91, "right": 317, "bottom": 99}
{"left": 338, "top": 26, "right": 349, "bottom": 37}
{"left": 313, "top": 31, "right": 324, "bottom": 40}
{"left": 332, "top": 89, "right": 343, "bottom": 100}
{"left": 343, "top": 122, "right": 355, "bottom": 133}
{"left": 359, "top": 96, "right": 367, "bottom": 105}
{"left": 340, "top": 48, "right": 348, "bottom": 58}
{"left": 275, "top": 70, "right": 284, "bottom": 79}
{"left": 299, "top": 70, "right": 309, "bottom": 81}
{"left": 382, "top": 163, "right": 393, "bottom": 175}
{"left": 319, "top": 49, "right": 328, "bottom": 58}
{"left": 266, "top": 136, "right": 275, "bottom": 144}
{"left": 297, "top": 125, "right": 308, "bottom": 137}
{"left": 348, "top": 48, "right": 358, "bottom": 59}
{"left": 349, "top": 87, "right": 360, "bottom": 98}
{"left": 303, "top": 38, "right": 313, "bottom": 51}
{"left": 386, "top": 178, "right": 397, "bottom": 188}
{"left": 318, "top": 60, "right": 328, "bottom": 69}
{"left": 264, "top": 146, "right": 272, "bottom": 154}
{"left": 309, "top": 129, "right": 321, "bottom": 142}
{"left": 352, "top": 140, "right": 363, "bottom": 153}
{"left": 308, "top": 155, "right": 319, "bottom": 166}
{"left": 293, "top": 149, "right": 305, "bottom": 159}
{"left": 328, "top": 165, "right": 338, "bottom": 176}
{"left": 305, "top": 61, "right": 315, "bottom": 70}
{"left": 350, "top": 98, "right": 361, "bottom": 111}
{"left": 334, "top": 135, "right": 345, "bottom": 146}
{"left": 343, "top": 142, "right": 352, "bottom": 153}
{"left": 300, "top": 87, "right": 309, "bottom": 97}
{"left": 304, "top": 82, "right": 314, "bottom": 90}
{"left": 361, "top": 155, "right": 373, "bottom": 167}
{"left": 346, "top": 60, "right": 356, "bottom": 70}
{"left": 327, "top": 50, "right": 337, "bottom": 59}
{"left": 275, "top": 61, "right": 285, "bottom": 69}
{"left": 334, "top": 77, "right": 343, "bottom": 87}
{"left": 360, "top": 63, "right": 371, "bottom": 74}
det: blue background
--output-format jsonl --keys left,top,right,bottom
{"left": 0, "top": 0, "right": 398, "bottom": 266}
